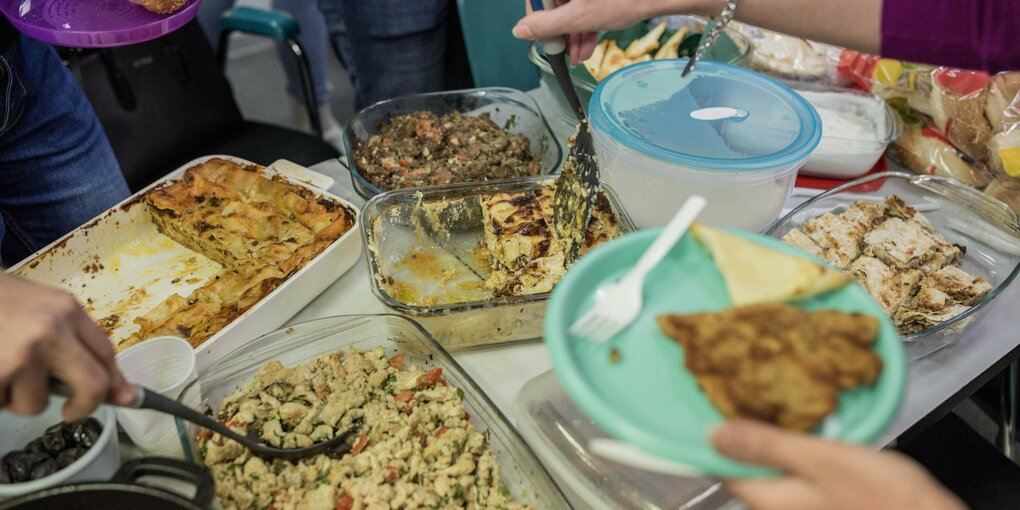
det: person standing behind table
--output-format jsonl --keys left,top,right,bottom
{"left": 0, "top": 19, "right": 130, "bottom": 266}
{"left": 316, "top": 0, "right": 450, "bottom": 109}
{"left": 510, "top": 0, "right": 1020, "bottom": 71}
{"left": 0, "top": 18, "right": 136, "bottom": 419}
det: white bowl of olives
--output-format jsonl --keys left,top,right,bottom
{"left": 0, "top": 396, "right": 119, "bottom": 500}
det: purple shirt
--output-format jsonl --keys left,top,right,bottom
{"left": 882, "top": 0, "right": 1020, "bottom": 72}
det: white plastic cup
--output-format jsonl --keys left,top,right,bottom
{"left": 115, "top": 336, "right": 199, "bottom": 458}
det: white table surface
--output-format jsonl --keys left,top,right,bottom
{"left": 284, "top": 85, "right": 1020, "bottom": 507}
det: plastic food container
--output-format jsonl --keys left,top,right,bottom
{"left": 361, "top": 176, "right": 636, "bottom": 350}
{"left": 515, "top": 370, "right": 736, "bottom": 510}
{"left": 767, "top": 171, "right": 1020, "bottom": 361}
{"left": 589, "top": 60, "right": 822, "bottom": 232}
{"left": 175, "top": 314, "right": 570, "bottom": 508}
{"left": 792, "top": 82, "right": 898, "bottom": 178}
{"left": 342, "top": 87, "right": 562, "bottom": 199}
{"left": 0, "top": 397, "right": 120, "bottom": 501}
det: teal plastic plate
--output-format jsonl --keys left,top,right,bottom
{"left": 545, "top": 228, "right": 907, "bottom": 478}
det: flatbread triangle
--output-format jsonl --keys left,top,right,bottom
{"left": 691, "top": 224, "right": 852, "bottom": 305}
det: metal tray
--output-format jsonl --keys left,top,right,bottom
{"left": 8, "top": 156, "right": 363, "bottom": 372}
{"left": 767, "top": 171, "right": 1020, "bottom": 361}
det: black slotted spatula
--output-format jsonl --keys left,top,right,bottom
{"left": 532, "top": 0, "right": 601, "bottom": 262}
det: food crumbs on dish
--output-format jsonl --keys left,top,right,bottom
{"left": 609, "top": 348, "right": 621, "bottom": 364}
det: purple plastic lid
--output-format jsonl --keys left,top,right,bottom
{"left": 1, "top": 0, "right": 200, "bottom": 48}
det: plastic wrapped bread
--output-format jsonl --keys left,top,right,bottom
{"left": 891, "top": 123, "right": 993, "bottom": 188}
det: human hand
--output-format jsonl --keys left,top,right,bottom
{"left": 712, "top": 420, "right": 967, "bottom": 510}
{"left": 0, "top": 272, "right": 134, "bottom": 421}
{"left": 513, "top": 0, "right": 712, "bottom": 64}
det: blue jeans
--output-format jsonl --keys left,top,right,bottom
{"left": 0, "top": 35, "right": 129, "bottom": 266}
{"left": 318, "top": 0, "right": 449, "bottom": 109}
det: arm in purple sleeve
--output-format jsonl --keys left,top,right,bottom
{"left": 882, "top": 0, "right": 1020, "bottom": 72}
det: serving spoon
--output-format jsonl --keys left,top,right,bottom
{"left": 50, "top": 378, "right": 360, "bottom": 461}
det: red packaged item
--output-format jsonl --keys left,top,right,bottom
{"left": 929, "top": 68, "right": 993, "bottom": 161}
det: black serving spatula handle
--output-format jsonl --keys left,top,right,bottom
{"left": 532, "top": 0, "right": 601, "bottom": 262}
{"left": 531, "top": 0, "right": 585, "bottom": 121}
{"left": 49, "top": 377, "right": 358, "bottom": 461}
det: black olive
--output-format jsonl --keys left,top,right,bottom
{"left": 5, "top": 452, "right": 50, "bottom": 483}
{"left": 25, "top": 438, "right": 47, "bottom": 455}
{"left": 69, "top": 419, "right": 101, "bottom": 449}
{"left": 42, "top": 423, "right": 69, "bottom": 454}
{"left": 55, "top": 447, "right": 87, "bottom": 469}
{"left": 29, "top": 459, "right": 57, "bottom": 481}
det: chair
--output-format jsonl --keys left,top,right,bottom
{"left": 455, "top": 0, "right": 539, "bottom": 91}
{"left": 218, "top": 6, "right": 321, "bottom": 135}
{"left": 71, "top": 19, "right": 338, "bottom": 191}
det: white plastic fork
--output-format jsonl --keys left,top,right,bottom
{"left": 569, "top": 196, "right": 707, "bottom": 343}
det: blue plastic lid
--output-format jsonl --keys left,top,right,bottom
{"left": 589, "top": 60, "right": 821, "bottom": 172}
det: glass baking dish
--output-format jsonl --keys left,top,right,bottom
{"left": 342, "top": 87, "right": 563, "bottom": 200}
{"left": 174, "top": 314, "right": 570, "bottom": 508}
{"left": 361, "top": 175, "right": 636, "bottom": 350}
{"left": 766, "top": 171, "right": 1020, "bottom": 361}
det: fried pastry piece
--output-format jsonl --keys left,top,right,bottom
{"left": 692, "top": 224, "right": 852, "bottom": 305}
{"left": 129, "top": 0, "right": 187, "bottom": 14}
{"left": 863, "top": 218, "right": 939, "bottom": 270}
{"left": 658, "top": 303, "right": 883, "bottom": 432}
{"left": 846, "top": 256, "right": 922, "bottom": 315}
{"left": 781, "top": 228, "right": 827, "bottom": 260}
{"left": 802, "top": 212, "right": 867, "bottom": 268}
{"left": 893, "top": 267, "right": 991, "bottom": 333}
{"left": 839, "top": 200, "right": 888, "bottom": 231}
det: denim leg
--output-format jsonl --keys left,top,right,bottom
{"left": 319, "top": 0, "right": 449, "bottom": 110}
{"left": 0, "top": 36, "right": 129, "bottom": 266}
{"left": 273, "top": 0, "right": 332, "bottom": 104}
{"left": 317, "top": 0, "right": 354, "bottom": 80}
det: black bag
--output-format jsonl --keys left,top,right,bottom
{"left": 70, "top": 20, "right": 244, "bottom": 190}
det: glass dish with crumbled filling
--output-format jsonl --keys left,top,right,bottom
{"left": 343, "top": 88, "right": 562, "bottom": 200}
{"left": 360, "top": 176, "right": 636, "bottom": 350}
{"left": 176, "top": 315, "right": 569, "bottom": 510}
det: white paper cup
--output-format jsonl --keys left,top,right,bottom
{"left": 115, "top": 336, "right": 199, "bottom": 458}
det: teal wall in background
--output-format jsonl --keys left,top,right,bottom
{"left": 457, "top": 0, "right": 540, "bottom": 91}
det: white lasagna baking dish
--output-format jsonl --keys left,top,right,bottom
{"left": 7, "top": 155, "right": 362, "bottom": 373}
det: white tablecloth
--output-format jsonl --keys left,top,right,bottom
{"left": 284, "top": 85, "right": 1020, "bottom": 508}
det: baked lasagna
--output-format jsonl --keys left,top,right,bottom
{"left": 118, "top": 159, "right": 355, "bottom": 350}
{"left": 782, "top": 195, "right": 991, "bottom": 334}
{"left": 480, "top": 184, "right": 619, "bottom": 297}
